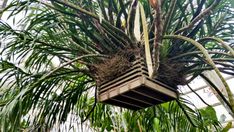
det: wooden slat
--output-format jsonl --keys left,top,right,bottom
{"left": 133, "top": 89, "right": 164, "bottom": 103}
{"left": 121, "top": 94, "right": 154, "bottom": 106}
{"left": 99, "top": 63, "right": 146, "bottom": 88}
{"left": 99, "top": 58, "right": 147, "bottom": 87}
{"left": 110, "top": 98, "right": 143, "bottom": 109}
{"left": 145, "top": 77, "right": 176, "bottom": 91}
{"left": 99, "top": 77, "right": 142, "bottom": 100}
{"left": 99, "top": 71, "right": 143, "bottom": 93}
{"left": 127, "top": 90, "right": 163, "bottom": 104}
{"left": 143, "top": 77, "right": 178, "bottom": 98}
{"left": 99, "top": 66, "right": 149, "bottom": 93}
{"left": 115, "top": 95, "right": 151, "bottom": 108}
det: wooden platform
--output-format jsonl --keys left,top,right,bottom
{"left": 98, "top": 57, "right": 178, "bottom": 110}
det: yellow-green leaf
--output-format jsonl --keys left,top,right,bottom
{"left": 134, "top": 4, "right": 141, "bottom": 41}
{"left": 140, "top": 3, "right": 153, "bottom": 78}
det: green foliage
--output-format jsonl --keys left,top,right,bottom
{"left": 87, "top": 100, "right": 222, "bottom": 131}
{"left": 0, "top": 0, "right": 233, "bottom": 131}
{"left": 199, "top": 107, "right": 219, "bottom": 129}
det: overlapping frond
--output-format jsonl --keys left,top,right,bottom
{"left": 0, "top": 0, "right": 233, "bottom": 131}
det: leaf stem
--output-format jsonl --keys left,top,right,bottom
{"left": 164, "top": 35, "right": 234, "bottom": 114}
{"left": 198, "top": 37, "right": 234, "bottom": 56}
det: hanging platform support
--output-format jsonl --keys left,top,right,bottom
{"left": 98, "top": 57, "right": 178, "bottom": 110}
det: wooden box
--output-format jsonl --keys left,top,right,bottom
{"left": 98, "top": 58, "right": 178, "bottom": 110}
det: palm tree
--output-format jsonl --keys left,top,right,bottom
{"left": 0, "top": 0, "right": 233, "bottom": 131}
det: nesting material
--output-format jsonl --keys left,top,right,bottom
{"left": 98, "top": 57, "right": 178, "bottom": 110}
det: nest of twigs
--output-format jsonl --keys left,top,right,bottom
{"left": 92, "top": 48, "right": 139, "bottom": 85}
{"left": 157, "top": 60, "right": 187, "bottom": 87}
{"left": 91, "top": 49, "right": 187, "bottom": 88}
